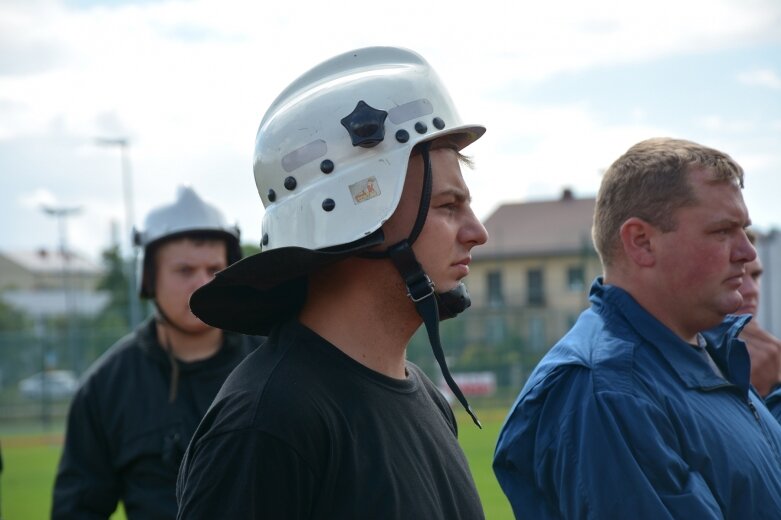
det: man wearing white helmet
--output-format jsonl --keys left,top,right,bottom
{"left": 53, "top": 187, "right": 259, "bottom": 519}
{"left": 176, "top": 47, "right": 488, "bottom": 518}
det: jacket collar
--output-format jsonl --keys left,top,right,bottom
{"left": 591, "top": 277, "right": 751, "bottom": 394}
{"left": 135, "top": 315, "right": 242, "bottom": 371}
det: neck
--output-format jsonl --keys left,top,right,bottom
{"left": 298, "top": 258, "right": 420, "bottom": 379}
{"left": 155, "top": 321, "right": 223, "bottom": 362}
{"left": 605, "top": 270, "right": 699, "bottom": 344}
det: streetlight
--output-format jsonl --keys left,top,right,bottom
{"left": 95, "top": 137, "right": 141, "bottom": 328}
{"left": 40, "top": 204, "right": 81, "bottom": 430}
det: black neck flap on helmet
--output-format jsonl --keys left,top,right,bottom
{"left": 347, "top": 100, "right": 481, "bottom": 428}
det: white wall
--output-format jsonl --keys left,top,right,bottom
{"left": 758, "top": 229, "right": 781, "bottom": 337}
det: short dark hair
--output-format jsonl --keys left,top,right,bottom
{"left": 593, "top": 137, "right": 744, "bottom": 267}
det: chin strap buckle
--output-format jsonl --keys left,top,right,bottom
{"left": 407, "top": 273, "right": 435, "bottom": 303}
{"left": 386, "top": 240, "right": 482, "bottom": 429}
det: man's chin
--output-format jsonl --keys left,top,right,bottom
{"left": 437, "top": 281, "right": 461, "bottom": 293}
{"left": 188, "top": 322, "right": 215, "bottom": 335}
{"left": 734, "top": 306, "right": 756, "bottom": 316}
{"left": 172, "top": 316, "right": 214, "bottom": 335}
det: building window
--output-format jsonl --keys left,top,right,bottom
{"left": 567, "top": 265, "right": 585, "bottom": 292}
{"left": 485, "top": 314, "right": 507, "bottom": 344}
{"left": 487, "top": 270, "right": 504, "bottom": 307}
{"left": 529, "top": 315, "right": 546, "bottom": 351}
{"left": 527, "top": 268, "right": 545, "bottom": 306}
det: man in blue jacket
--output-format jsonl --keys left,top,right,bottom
{"left": 494, "top": 137, "right": 781, "bottom": 519}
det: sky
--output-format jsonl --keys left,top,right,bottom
{"left": 1, "top": 0, "right": 780, "bottom": 263}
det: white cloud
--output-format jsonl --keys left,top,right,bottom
{"left": 696, "top": 115, "right": 758, "bottom": 133}
{"left": 19, "top": 188, "right": 59, "bottom": 210}
{"left": 738, "top": 68, "right": 781, "bottom": 89}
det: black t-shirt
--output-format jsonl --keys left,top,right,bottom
{"left": 177, "top": 320, "right": 484, "bottom": 519}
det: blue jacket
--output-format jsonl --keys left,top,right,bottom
{"left": 494, "top": 278, "right": 781, "bottom": 519}
{"left": 766, "top": 387, "right": 781, "bottom": 424}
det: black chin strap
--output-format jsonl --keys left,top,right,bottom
{"left": 357, "top": 143, "right": 480, "bottom": 427}
{"left": 387, "top": 241, "right": 481, "bottom": 428}
{"left": 153, "top": 303, "right": 182, "bottom": 403}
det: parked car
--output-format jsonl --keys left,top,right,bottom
{"left": 18, "top": 370, "right": 78, "bottom": 400}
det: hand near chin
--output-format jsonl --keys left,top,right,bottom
{"left": 741, "top": 320, "right": 781, "bottom": 397}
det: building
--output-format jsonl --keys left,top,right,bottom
{"left": 0, "top": 249, "right": 110, "bottom": 386}
{"left": 464, "top": 189, "right": 601, "bottom": 353}
{"left": 757, "top": 229, "right": 781, "bottom": 337}
{"left": 0, "top": 249, "right": 104, "bottom": 292}
{"left": 0, "top": 249, "right": 108, "bottom": 320}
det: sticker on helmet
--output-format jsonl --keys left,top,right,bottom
{"left": 350, "top": 177, "right": 381, "bottom": 204}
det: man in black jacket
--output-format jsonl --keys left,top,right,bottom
{"left": 52, "top": 186, "right": 258, "bottom": 519}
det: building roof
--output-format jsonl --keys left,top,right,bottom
{"left": 474, "top": 190, "right": 596, "bottom": 260}
{"left": 1, "top": 249, "right": 103, "bottom": 275}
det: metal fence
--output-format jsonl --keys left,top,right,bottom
{"left": 0, "top": 323, "right": 127, "bottom": 427}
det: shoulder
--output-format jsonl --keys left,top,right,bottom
{"left": 187, "top": 345, "right": 344, "bottom": 486}
{"left": 224, "top": 331, "right": 265, "bottom": 358}
{"left": 532, "top": 308, "right": 643, "bottom": 396}
{"left": 64, "top": 323, "right": 159, "bottom": 432}
{"left": 406, "top": 362, "right": 456, "bottom": 424}
{"left": 195, "top": 326, "right": 335, "bottom": 442}
{"left": 78, "top": 322, "right": 153, "bottom": 389}
{"left": 766, "top": 386, "right": 781, "bottom": 424}
{"left": 500, "top": 306, "right": 674, "bottom": 444}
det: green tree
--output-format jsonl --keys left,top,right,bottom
{"left": 95, "top": 245, "right": 130, "bottom": 329}
{"left": 0, "top": 297, "right": 28, "bottom": 332}
{"left": 0, "top": 297, "right": 34, "bottom": 390}
{"left": 241, "top": 243, "right": 261, "bottom": 258}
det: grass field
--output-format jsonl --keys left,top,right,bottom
{"left": 1, "top": 410, "right": 513, "bottom": 519}
{"left": 456, "top": 408, "right": 515, "bottom": 520}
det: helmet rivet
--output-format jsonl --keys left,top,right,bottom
{"left": 322, "top": 198, "right": 335, "bottom": 212}
{"left": 267, "top": 189, "right": 276, "bottom": 202}
{"left": 320, "top": 159, "right": 334, "bottom": 174}
{"left": 284, "top": 176, "right": 297, "bottom": 190}
{"left": 395, "top": 129, "right": 409, "bottom": 143}
{"left": 261, "top": 233, "right": 269, "bottom": 246}
{"left": 415, "top": 121, "right": 427, "bottom": 134}
{"left": 433, "top": 117, "right": 445, "bottom": 130}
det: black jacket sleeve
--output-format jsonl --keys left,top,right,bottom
{"left": 52, "top": 381, "right": 120, "bottom": 519}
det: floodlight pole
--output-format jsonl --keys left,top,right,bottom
{"left": 40, "top": 204, "right": 81, "bottom": 429}
{"left": 95, "top": 137, "right": 142, "bottom": 328}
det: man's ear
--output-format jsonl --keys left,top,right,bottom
{"left": 619, "top": 217, "right": 656, "bottom": 267}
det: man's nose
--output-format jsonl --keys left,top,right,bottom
{"left": 735, "top": 231, "right": 757, "bottom": 263}
{"left": 463, "top": 210, "right": 488, "bottom": 247}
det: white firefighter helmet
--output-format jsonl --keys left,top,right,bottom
{"left": 255, "top": 46, "right": 484, "bottom": 253}
{"left": 135, "top": 186, "right": 241, "bottom": 298}
{"left": 190, "top": 46, "right": 484, "bottom": 334}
